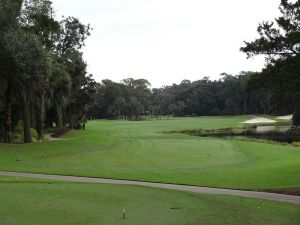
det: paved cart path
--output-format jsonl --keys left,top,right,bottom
{"left": 1, "top": 171, "right": 300, "bottom": 205}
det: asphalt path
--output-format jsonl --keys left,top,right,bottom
{"left": 1, "top": 171, "right": 299, "bottom": 205}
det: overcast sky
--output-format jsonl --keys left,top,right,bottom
{"left": 51, "top": 0, "right": 281, "bottom": 87}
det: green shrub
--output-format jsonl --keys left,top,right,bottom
{"left": 12, "top": 122, "right": 23, "bottom": 143}
{"left": 30, "top": 128, "right": 38, "bottom": 141}
{"left": 292, "top": 142, "right": 300, "bottom": 147}
{"left": 12, "top": 122, "right": 38, "bottom": 143}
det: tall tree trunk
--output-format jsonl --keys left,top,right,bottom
{"left": 293, "top": 104, "right": 300, "bottom": 127}
{"left": 81, "top": 114, "right": 86, "bottom": 130}
{"left": 30, "top": 98, "right": 35, "bottom": 128}
{"left": 21, "top": 90, "right": 32, "bottom": 143}
{"left": 244, "top": 97, "right": 247, "bottom": 114}
{"left": 55, "top": 104, "right": 63, "bottom": 129}
{"left": 36, "top": 91, "right": 45, "bottom": 140}
{"left": 4, "top": 78, "right": 12, "bottom": 143}
{"left": 68, "top": 109, "right": 74, "bottom": 129}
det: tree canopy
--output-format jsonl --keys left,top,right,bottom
{"left": 0, "top": 0, "right": 96, "bottom": 143}
{"left": 88, "top": 73, "right": 291, "bottom": 120}
{"left": 241, "top": 0, "right": 300, "bottom": 125}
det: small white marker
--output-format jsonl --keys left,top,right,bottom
{"left": 123, "top": 208, "right": 126, "bottom": 219}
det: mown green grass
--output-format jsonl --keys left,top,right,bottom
{"left": 0, "top": 116, "right": 300, "bottom": 189}
{"left": 0, "top": 176, "right": 299, "bottom": 225}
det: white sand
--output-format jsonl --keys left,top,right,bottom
{"left": 276, "top": 115, "right": 293, "bottom": 120}
{"left": 241, "top": 117, "right": 277, "bottom": 124}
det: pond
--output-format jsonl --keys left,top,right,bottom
{"left": 184, "top": 125, "right": 300, "bottom": 144}
{"left": 243, "top": 125, "right": 298, "bottom": 143}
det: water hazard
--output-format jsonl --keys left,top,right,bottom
{"left": 242, "top": 125, "right": 298, "bottom": 143}
{"left": 184, "top": 125, "right": 300, "bottom": 144}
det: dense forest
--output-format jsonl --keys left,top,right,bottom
{"left": 87, "top": 72, "right": 293, "bottom": 120}
{"left": 0, "top": 0, "right": 299, "bottom": 144}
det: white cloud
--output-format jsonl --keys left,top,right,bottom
{"left": 52, "top": 0, "right": 281, "bottom": 87}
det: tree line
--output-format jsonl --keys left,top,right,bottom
{"left": 0, "top": 0, "right": 97, "bottom": 143}
{"left": 88, "top": 72, "right": 293, "bottom": 120}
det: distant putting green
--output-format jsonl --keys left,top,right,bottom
{"left": 0, "top": 116, "right": 300, "bottom": 189}
{"left": 0, "top": 176, "right": 299, "bottom": 225}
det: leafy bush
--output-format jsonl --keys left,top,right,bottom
{"left": 30, "top": 128, "right": 38, "bottom": 141}
{"left": 12, "top": 122, "right": 23, "bottom": 143}
{"left": 12, "top": 122, "right": 38, "bottom": 143}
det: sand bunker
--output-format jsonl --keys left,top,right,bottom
{"left": 276, "top": 115, "right": 293, "bottom": 120}
{"left": 241, "top": 117, "right": 277, "bottom": 124}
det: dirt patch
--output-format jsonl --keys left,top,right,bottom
{"left": 44, "top": 128, "right": 71, "bottom": 141}
{"left": 51, "top": 128, "right": 71, "bottom": 138}
{"left": 264, "top": 189, "right": 300, "bottom": 196}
